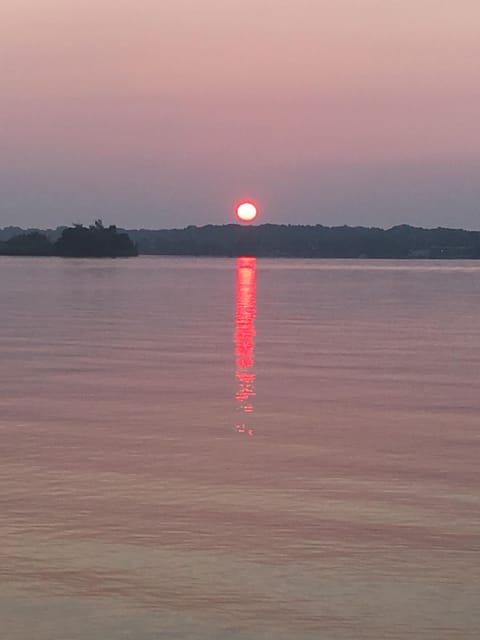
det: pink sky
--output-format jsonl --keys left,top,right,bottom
{"left": 1, "top": 0, "right": 480, "bottom": 228}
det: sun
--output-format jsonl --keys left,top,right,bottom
{"left": 236, "top": 202, "right": 258, "bottom": 223}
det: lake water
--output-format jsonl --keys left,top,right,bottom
{"left": 1, "top": 256, "right": 479, "bottom": 639}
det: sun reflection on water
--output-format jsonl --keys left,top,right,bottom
{"left": 235, "top": 257, "right": 256, "bottom": 436}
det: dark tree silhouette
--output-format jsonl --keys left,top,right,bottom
{"left": 125, "top": 224, "right": 480, "bottom": 259}
{"left": 53, "top": 222, "right": 138, "bottom": 257}
{"left": 0, "top": 232, "right": 53, "bottom": 256}
{"left": 2, "top": 223, "right": 479, "bottom": 259}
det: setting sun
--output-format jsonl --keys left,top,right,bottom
{"left": 236, "top": 202, "right": 257, "bottom": 223}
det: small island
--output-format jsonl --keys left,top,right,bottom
{"left": 0, "top": 220, "right": 138, "bottom": 258}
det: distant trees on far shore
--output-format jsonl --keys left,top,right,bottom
{"left": 0, "top": 231, "right": 53, "bottom": 256}
{"left": 1, "top": 221, "right": 480, "bottom": 259}
{"left": 0, "top": 220, "right": 138, "bottom": 258}
{"left": 126, "top": 223, "right": 480, "bottom": 259}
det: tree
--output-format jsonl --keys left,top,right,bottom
{"left": 2, "top": 232, "right": 53, "bottom": 255}
{"left": 53, "top": 223, "right": 138, "bottom": 257}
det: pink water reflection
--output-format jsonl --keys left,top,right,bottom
{"left": 235, "top": 257, "right": 256, "bottom": 436}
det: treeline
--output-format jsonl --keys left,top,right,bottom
{"left": 0, "top": 221, "right": 137, "bottom": 257}
{"left": 2, "top": 223, "right": 480, "bottom": 258}
{"left": 127, "top": 224, "right": 480, "bottom": 259}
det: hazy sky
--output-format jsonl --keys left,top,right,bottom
{"left": 2, "top": 0, "right": 479, "bottom": 229}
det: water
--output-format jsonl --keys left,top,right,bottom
{"left": 1, "top": 256, "right": 479, "bottom": 639}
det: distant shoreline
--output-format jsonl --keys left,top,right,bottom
{"left": 0, "top": 222, "right": 138, "bottom": 258}
{"left": 1, "top": 223, "right": 479, "bottom": 259}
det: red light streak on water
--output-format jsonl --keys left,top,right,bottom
{"left": 235, "top": 257, "right": 256, "bottom": 436}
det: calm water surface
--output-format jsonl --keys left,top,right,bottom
{"left": 1, "top": 256, "right": 479, "bottom": 639}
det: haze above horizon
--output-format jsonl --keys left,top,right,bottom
{"left": 1, "top": 1, "right": 479, "bottom": 230}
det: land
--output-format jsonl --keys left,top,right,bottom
{"left": 0, "top": 221, "right": 138, "bottom": 257}
{"left": 1, "top": 223, "right": 479, "bottom": 259}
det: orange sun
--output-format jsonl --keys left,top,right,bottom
{"left": 236, "top": 202, "right": 258, "bottom": 223}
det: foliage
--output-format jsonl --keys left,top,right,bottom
{"left": 126, "top": 224, "right": 480, "bottom": 259}
{"left": 0, "top": 221, "right": 137, "bottom": 257}
{"left": 0, "top": 232, "right": 53, "bottom": 255}
{"left": 53, "top": 220, "right": 138, "bottom": 257}
{"left": 2, "top": 222, "right": 479, "bottom": 258}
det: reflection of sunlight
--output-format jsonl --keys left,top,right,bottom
{"left": 235, "top": 257, "right": 256, "bottom": 436}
